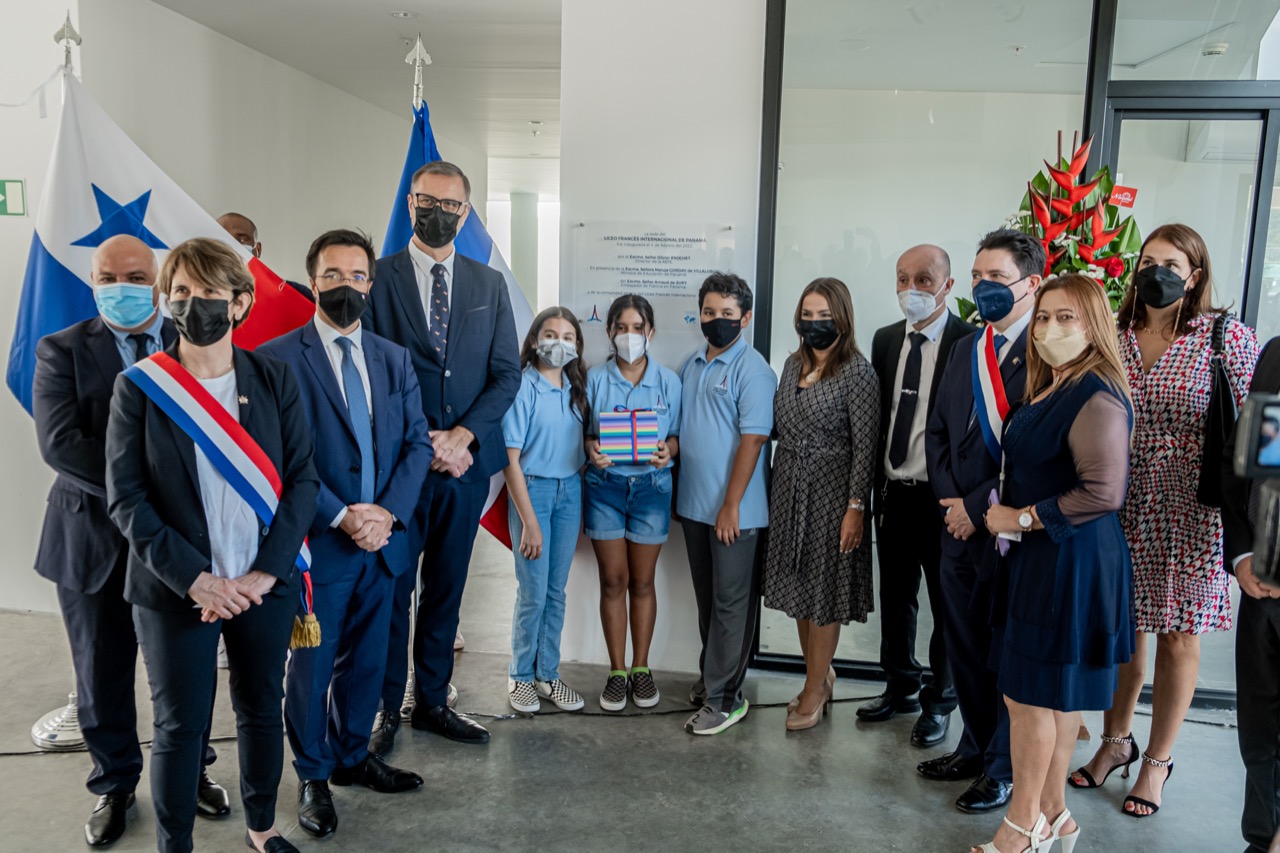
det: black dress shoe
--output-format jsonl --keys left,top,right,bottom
{"left": 917, "top": 750, "right": 984, "bottom": 781}
{"left": 911, "top": 711, "right": 950, "bottom": 747}
{"left": 85, "top": 792, "right": 134, "bottom": 847}
{"left": 855, "top": 692, "right": 921, "bottom": 722}
{"left": 410, "top": 704, "right": 490, "bottom": 744}
{"left": 330, "top": 755, "right": 423, "bottom": 793}
{"left": 196, "top": 770, "right": 231, "bottom": 818}
{"left": 296, "top": 780, "right": 337, "bottom": 838}
{"left": 956, "top": 774, "right": 1013, "bottom": 813}
{"left": 368, "top": 709, "right": 400, "bottom": 759}
{"left": 245, "top": 831, "right": 300, "bottom": 853}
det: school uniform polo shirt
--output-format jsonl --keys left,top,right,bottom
{"left": 586, "top": 358, "right": 683, "bottom": 476}
{"left": 502, "top": 366, "right": 585, "bottom": 478}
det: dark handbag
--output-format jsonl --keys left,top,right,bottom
{"left": 1197, "top": 313, "right": 1236, "bottom": 507}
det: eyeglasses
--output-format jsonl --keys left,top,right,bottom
{"left": 413, "top": 194, "right": 467, "bottom": 215}
{"left": 316, "top": 273, "right": 370, "bottom": 286}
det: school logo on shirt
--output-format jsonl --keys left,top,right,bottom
{"left": 654, "top": 395, "right": 669, "bottom": 415}
{"left": 712, "top": 374, "right": 730, "bottom": 396}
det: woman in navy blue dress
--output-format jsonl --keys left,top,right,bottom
{"left": 971, "top": 273, "right": 1135, "bottom": 853}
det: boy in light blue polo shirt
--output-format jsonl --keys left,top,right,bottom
{"left": 677, "top": 272, "right": 778, "bottom": 735}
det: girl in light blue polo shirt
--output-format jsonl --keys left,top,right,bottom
{"left": 501, "top": 307, "right": 588, "bottom": 714}
{"left": 584, "top": 294, "right": 682, "bottom": 712}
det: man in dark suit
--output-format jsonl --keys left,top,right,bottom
{"left": 32, "top": 234, "right": 228, "bottom": 848}
{"left": 923, "top": 228, "right": 1043, "bottom": 814}
{"left": 261, "top": 230, "right": 434, "bottom": 839}
{"left": 863, "top": 244, "right": 974, "bottom": 748}
{"left": 366, "top": 161, "right": 522, "bottom": 752}
{"left": 1221, "top": 337, "right": 1280, "bottom": 853}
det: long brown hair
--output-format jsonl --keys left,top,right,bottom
{"left": 1025, "top": 273, "right": 1131, "bottom": 404}
{"left": 794, "top": 277, "right": 860, "bottom": 376}
{"left": 519, "top": 306, "right": 588, "bottom": 423}
{"left": 1118, "top": 223, "right": 1223, "bottom": 336}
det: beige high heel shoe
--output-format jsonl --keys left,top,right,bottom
{"left": 785, "top": 681, "right": 833, "bottom": 731}
{"left": 788, "top": 665, "right": 836, "bottom": 711}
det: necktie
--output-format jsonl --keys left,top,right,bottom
{"left": 888, "top": 332, "right": 926, "bottom": 469}
{"left": 336, "top": 337, "right": 375, "bottom": 503}
{"left": 128, "top": 333, "right": 150, "bottom": 365}
{"left": 430, "top": 263, "right": 450, "bottom": 360}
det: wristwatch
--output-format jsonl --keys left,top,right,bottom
{"left": 847, "top": 498, "right": 866, "bottom": 512}
{"left": 1018, "top": 508, "right": 1034, "bottom": 531}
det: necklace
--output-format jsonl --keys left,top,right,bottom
{"left": 186, "top": 361, "right": 233, "bottom": 380}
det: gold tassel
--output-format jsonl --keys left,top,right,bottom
{"left": 290, "top": 613, "right": 321, "bottom": 649}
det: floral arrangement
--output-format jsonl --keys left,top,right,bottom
{"left": 958, "top": 133, "right": 1142, "bottom": 322}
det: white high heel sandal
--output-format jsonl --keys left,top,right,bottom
{"left": 971, "top": 813, "right": 1050, "bottom": 853}
{"left": 1047, "top": 808, "right": 1079, "bottom": 853}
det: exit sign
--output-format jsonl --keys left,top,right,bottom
{"left": 0, "top": 180, "right": 26, "bottom": 216}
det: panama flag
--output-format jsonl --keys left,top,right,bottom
{"left": 383, "top": 100, "right": 534, "bottom": 548}
{"left": 6, "top": 68, "right": 314, "bottom": 413}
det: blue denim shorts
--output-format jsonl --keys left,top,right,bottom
{"left": 583, "top": 466, "right": 674, "bottom": 545}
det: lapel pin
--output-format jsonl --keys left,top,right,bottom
{"left": 238, "top": 395, "right": 249, "bottom": 405}
{"left": 1012, "top": 357, "right": 1022, "bottom": 366}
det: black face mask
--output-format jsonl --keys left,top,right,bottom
{"left": 414, "top": 205, "right": 461, "bottom": 249}
{"left": 701, "top": 317, "right": 743, "bottom": 349}
{"left": 170, "top": 296, "right": 232, "bottom": 347}
{"left": 797, "top": 319, "right": 839, "bottom": 350}
{"left": 1134, "top": 264, "right": 1190, "bottom": 309}
{"left": 317, "top": 285, "right": 368, "bottom": 328}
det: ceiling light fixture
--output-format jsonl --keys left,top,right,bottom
{"left": 389, "top": 10, "right": 418, "bottom": 19}
{"left": 1202, "top": 42, "right": 1229, "bottom": 57}
{"left": 528, "top": 120, "right": 543, "bottom": 126}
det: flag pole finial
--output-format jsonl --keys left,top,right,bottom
{"left": 404, "top": 34, "right": 431, "bottom": 111}
{"left": 54, "top": 11, "right": 81, "bottom": 70}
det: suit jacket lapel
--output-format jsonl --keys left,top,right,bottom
{"left": 929, "top": 313, "right": 965, "bottom": 401}
{"left": 86, "top": 318, "right": 123, "bottom": 394}
{"left": 443, "top": 255, "right": 474, "bottom": 368}
{"left": 160, "top": 319, "right": 178, "bottom": 348}
{"left": 366, "top": 339, "right": 389, "bottom": 469}
{"left": 388, "top": 249, "right": 432, "bottom": 355}
{"left": 1001, "top": 331, "right": 1029, "bottom": 383}
{"left": 301, "top": 323, "right": 357, "bottom": 441}
{"left": 883, "top": 321, "right": 905, "bottom": 409}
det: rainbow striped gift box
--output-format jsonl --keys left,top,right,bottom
{"left": 599, "top": 409, "right": 661, "bottom": 463}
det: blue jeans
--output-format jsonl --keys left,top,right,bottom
{"left": 508, "top": 474, "right": 582, "bottom": 682}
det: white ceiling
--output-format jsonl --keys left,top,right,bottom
{"left": 151, "top": 0, "right": 561, "bottom": 160}
{"left": 783, "top": 0, "right": 1280, "bottom": 94}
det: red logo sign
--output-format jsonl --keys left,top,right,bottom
{"left": 1110, "top": 186, "right": 1138, "bottom": 208}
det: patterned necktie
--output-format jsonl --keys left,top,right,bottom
{"left": 888, "top": 332, "right": 926, "bottom": 468}
{"left": 128, "top": 333, "right": 150, "bottom": 365}
{"left": 430, "top": 263, "right": 450, "bottom": 359}
{"left": 336, "top": 337, "right": 375, "bottom": 503}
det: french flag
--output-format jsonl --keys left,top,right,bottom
{"left": 382, "top": 101, "right": 534, "bottom": 548}
{"left": 5, "top": 67, "right": 314, "bottom": 414}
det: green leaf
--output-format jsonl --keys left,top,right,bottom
{"left": 1030, "top": 171, "right": 1052, "bottom": 195}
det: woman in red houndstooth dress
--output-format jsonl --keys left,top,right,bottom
{"left": 1069, "top": 224, "right": 1258, "bottom": 822}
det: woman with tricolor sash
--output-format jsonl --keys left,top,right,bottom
{"left": 106, "top": 238, "right": 318, "bottom": 853}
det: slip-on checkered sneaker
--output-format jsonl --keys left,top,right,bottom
{"left": 599, "top": 671, "right": 628, "bottom": 712}
{"left": 508, "top": 679, "right": 540, "bottom": 714}
{"left": 629, "top": 668, "right": 660, "bottom": 708}
{"left": 536, "top": 679, "right": 585, "bottom": 711}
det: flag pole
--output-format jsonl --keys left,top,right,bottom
{"left": 54, "top": 11, "right": 80, "bottom": 71}
{"left": 405, "top": 34, "right": 431, "bottom": 110}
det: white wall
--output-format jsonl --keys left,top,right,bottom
{"left": 0, "top": 0, "right": 487, "bottom": 613}
{"left": 558, "top": 0, "right": 767, "bottom": 673}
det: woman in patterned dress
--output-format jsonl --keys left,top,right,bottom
{"left": 763, "top": 277, "right": 879, "bottom": 731}
{"left": 1070, "top": 224, "right": 1259, "bottom": 818}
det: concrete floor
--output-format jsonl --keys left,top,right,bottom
{"left": 0, "top": 598, "right": 1249, "bottom": 852}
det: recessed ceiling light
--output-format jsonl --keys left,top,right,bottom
{"left": 390, "top": 10, "right": 418, "bottom": 19}
{"left": 528, "top": 120, "right": 543, "bottom": 126}
{"left": 1203, "top": 42, "right": 1229, "bottom": 57}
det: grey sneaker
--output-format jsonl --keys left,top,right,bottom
{"left": 684, "top": 700, "right": 749, "bottom": 735}
{"left": 599, "top": 672, "right": 628, "bottom": 711}
{"left": 536, "top": 679, "right": 585, "bottom": 711}
{"left": 630, "top": 669, "right": 660, "bottom": 708}
{"left": 508, "top": 679, "right": 540, "bottom": 713}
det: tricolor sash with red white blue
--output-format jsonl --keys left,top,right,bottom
{"left": 971, "top": 326, "right": 1011, "bottom": 463}
{"left": 123, "top": 352, "right": 314, "bottom": 614}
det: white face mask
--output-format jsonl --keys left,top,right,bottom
{"left": 536, "top": 338, "right": 578, "bottom": 369}
{"left": 898, "top": 288, "right": 941, "bottom": 324}
{"left": 1033, "top": 322, "right": 1090, "bottom": 367}
{"left": 613, "top": 332, "right": 649, "bottom": 363}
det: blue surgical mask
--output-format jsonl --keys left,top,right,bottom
{"left": 94, "top": 283, "right": 157, "bottom": 329}
{"left": 972, "top": 276, "right": 1028, "bottom": 324}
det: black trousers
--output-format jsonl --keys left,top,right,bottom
{"left": 940, "top": 547, "right": 1012, "bottom": 782}
{"left": 1237, "top": 594, "right": 1280, "bottom": 853}
{"left": 134, "top": 586, "right": 294, "bottom": 853}
{"left": 384, "top": 472, "right": 487, "bottom": 710}
{"left": 873, "top": 479, "right": 956, "bottom": 714}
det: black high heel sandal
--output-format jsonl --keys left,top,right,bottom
{"left": 1123, "top": 753, "right": 1174, "bottom": 818}
{"left": 1068, "top": 732, "right": 1139, "bottom": 788}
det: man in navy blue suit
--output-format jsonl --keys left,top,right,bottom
{"left": 261, "top": 230, "right": 433, "bottom": 840}
{"left": 923, "top": 229, "right": 1043, "bottom": 814}
{"left": 366, "top": 161, "right": 522, "bottom": 751}
{"left": 32, "top": 235, "right": 228, "bottom": 848}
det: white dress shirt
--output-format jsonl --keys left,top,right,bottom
{"left": 193, "top": 371, "right": 260, "bottom": 579}
{"left": 996, "top": 308, "right": 1033, "bottom": 365}
{"left": 885, "top": 309, "right": 949, "bottom": 482}
{"left": 408, "top": 241, "right": 455, "bottom": 334}
{"left": 314, "top": 315, "right": 372, "bottom": 528}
